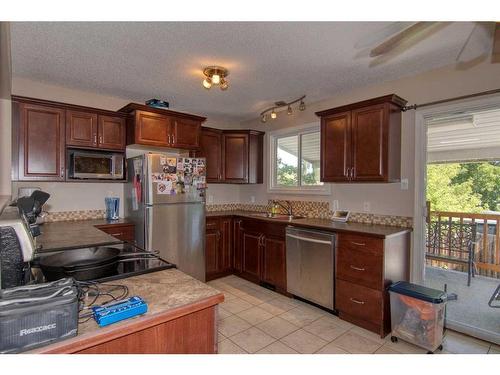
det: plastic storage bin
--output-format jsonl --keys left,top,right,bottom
{"left": 389, "top": 281, "right": 447, "bottom": 353}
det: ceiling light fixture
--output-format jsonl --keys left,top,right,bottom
{"left": 202, "top": 66, "right": 229, "bottom": 91}
{"left": 260, "top": 95, "right": 306, "bottom": 123}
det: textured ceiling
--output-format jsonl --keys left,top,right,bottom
{"left": 10, "top": 22, "right": 480, "bottom": 121}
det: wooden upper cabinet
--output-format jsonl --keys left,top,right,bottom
{"left": 66, "top": 110, "right": 97, "bottom": 148}
{"left": 198, "top": 127, "right": 223, "bottom": 183}
{"left": 98, "top": 115, "right": 126, "bottom": 150}
{"left": 170, "top": 117, "right": 201, "bottom": 149}
{"left": 133, "top": 110, "right": 170, "bottom": 147}
{"left": 316, "top": 94, "right": 406, "bottom": 183}
{"left": 222, "top": 130, "right": 264, "bottom": 184}
{"left": 351, "top": 105, "right": 386, "bottom": 181}
{"left": 119, "top": 103, "right": 206, "bottom": 150}
{"left": 223, "top": 132, "right": 248, "bottom": 183}
{"left": 66, "top": 111, "right": 125, "bottom": 151}
{"left": 17, "top": 102, "right": 66, "bottom": 181}
{"left": 321, "top": 111, "right": 351, "bottom": 182}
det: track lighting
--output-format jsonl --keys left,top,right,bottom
{"left": 202, "top": 66, "right": 229, "bottom": 91}
{"left": 259, "top": 95, "right": 306, "bottom": 123}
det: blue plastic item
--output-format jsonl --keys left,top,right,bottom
{"left": 92, "top": 296, "right": 148, "bottom": 327}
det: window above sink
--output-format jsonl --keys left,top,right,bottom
{"left": 268, "top": 123, "right": 331, "bottom": 195}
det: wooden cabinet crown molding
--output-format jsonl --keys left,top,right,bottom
{"left": 118, "top": 102, "right": 207, "bottom": 123}
{"left": 11, "top": 95, "right": 127, "bottom": 119}
{"left": 315, "top": 94, "right": 407, "bottom": 117}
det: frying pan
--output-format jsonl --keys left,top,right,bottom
{"left": 38, "top": 247, "right": 158, "bottom": 281}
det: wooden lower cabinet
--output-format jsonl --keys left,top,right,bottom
{"left": 76, "top": 307, "right": 216, "bottom": 354}
{"left": 205, "top": 217, "right": 232, "bottom": 281}
{"left": 232, "top": 218, "right": 287, "bottom": 292}
{"left": 95, "top": 222, "right": 135, "bottom": 242}
{"left": 241, "top": 230, "right": 262, "bottom": 283}
{"left": 335, "top": 232, "right": 410, "bottom": 338}
{"left": 261, "top": 235, "right": 287, "bottom": 291}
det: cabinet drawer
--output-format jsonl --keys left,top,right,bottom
{"left": 97, "top": 224, "right": 135, "bottom": 242}
{"left": 337, "top": 233, "right": 383, "bottom": 255}
{"left": 206, "top": 218, "right": 219, "bottom": 231}
{"left": 336, "top": 279, "right": 382, "bottom": 325}
{"left": 337, "top": 247, "right": 383, "bottom": 289}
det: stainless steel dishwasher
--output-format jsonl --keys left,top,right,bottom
{"left": 286, "top": 226, "right": 335, "bottom": 310}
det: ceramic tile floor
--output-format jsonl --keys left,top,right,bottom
{"left": 207, "top": 275, "right": 500, "bottom": 354}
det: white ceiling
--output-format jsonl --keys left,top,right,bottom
{"left": 10, "top": 22, "right": 481, "bottom": 121}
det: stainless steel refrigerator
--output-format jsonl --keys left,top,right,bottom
{"left": 124, "top": 153, "right": 206, "bottom": 281}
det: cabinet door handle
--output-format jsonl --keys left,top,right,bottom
{"left": 168, "top": 134, "right": 171, "bottom": 144}
{"left": 351, "top": 241, "right": 366, "bottom": 246}
{"left": 172, "top": 134, "right": 175, "bottom": 144}
{"left": 99, "top": 136, "right": 103, "bottom": 144}
{"left": 350, "top": 298, "right": 365, "bottom": 305}
{"left": 110, "top": 232, "right": 123, "bottom": 236}
{"left": 350, "top": 265, "right": 365, "bottom": 271}
{"left": 60, "top": 168, "right": 64, "bottom": 177}
{"left": 94, "top": 134, "right": 97, "bottom": 144}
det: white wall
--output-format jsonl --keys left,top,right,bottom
{"left": 0, "top": 23, "right": 12, "bottom": 197}
{"left": 238, "top": 61, "right": 500, "bottom": 217}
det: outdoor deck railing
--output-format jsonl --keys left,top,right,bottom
{"left": 426, "top": 210, "right": 500, "bottom": 279}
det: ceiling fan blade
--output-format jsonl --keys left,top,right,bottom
{"left": 369, "top": 22, "right": 437, "bottom": 57}
{"left": 456, "top": 22, "right": 495, "bottom": 63}
{"left": 492, "top": 22, "right": 500, "bottom": 63}
{"left": 355, "top": 22, "right": 415, "bottom": 49}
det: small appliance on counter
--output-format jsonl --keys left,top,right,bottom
{"left": 0, "top": 278, "right": 78, "bottom": 353}
{"left": 0, "top": 207, "right": 37, "bottom": 289}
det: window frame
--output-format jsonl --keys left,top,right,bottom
{"left": 268, "top": 122, "right": 331, "bottom": 195}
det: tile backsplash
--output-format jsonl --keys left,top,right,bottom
{"left": 44, "top": 209, "right": 106, "bottom": 222}
{"left": 43, "top": 200, "right": 412, "bottom": 228}
{"left": 206, "top": 199, "right": 413, "bottom": 228}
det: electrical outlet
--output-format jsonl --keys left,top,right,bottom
{"left": 400, "top": 178, "right": 409, "bottom": 190}
{"left": 250, "top": 196, "right": 256, "bottom": 203}
{"left": 363, "top": 201, "right": 371, "bottom": 212}
{"left": 207, "top": 195, "right": 214, "bottom": 204}
{"left": 332, "top": 200, "right": 339, "bottom": 211}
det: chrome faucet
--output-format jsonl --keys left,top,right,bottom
{"left": 272, "top": 200, "right": 293, "bottom": 217}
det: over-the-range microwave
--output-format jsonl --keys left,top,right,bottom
{"left": 68, "top": 150, "right": 125, "bottom": 180}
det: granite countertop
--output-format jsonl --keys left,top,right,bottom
{"left": 207, "top": 210, "right": 411, "bottom": 238}
{"left": 29, "top": 268, "right": 224, "bottom": 353}
{"left": 36, "top": 218, "right": 133, "bottom": 253}
{"left": 0, "top": 195, "right": 11, "bottom": 215}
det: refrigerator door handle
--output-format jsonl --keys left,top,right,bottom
{"left": 145, "top": 206, "right": 152, "bottom": 252}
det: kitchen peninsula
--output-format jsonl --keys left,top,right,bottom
{"left": 29, "top": 269, "right": 224, "bottom": 354}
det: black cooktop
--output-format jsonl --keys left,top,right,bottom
{"left": 31, "top": 242, "right": 176, "bottom": 283}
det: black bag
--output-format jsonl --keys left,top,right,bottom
{"left": 0, "top": 278, "right": 79, "bottom": 353}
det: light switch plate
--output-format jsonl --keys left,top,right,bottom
{"left": 250, "top": 196, "right": 256, "bottom": 203}
{"left": 400, "top": 178, "right": 409, "bottom": 190}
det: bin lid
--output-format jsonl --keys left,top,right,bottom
{"left": 389, "top": 281, "right": 447, "bottom": 304}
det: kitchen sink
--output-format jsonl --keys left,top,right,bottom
{"left": 249, "top": 213, "right": 305, "bottom": 221}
